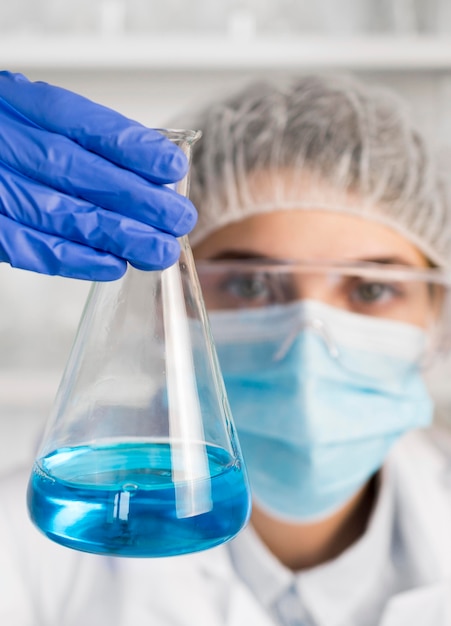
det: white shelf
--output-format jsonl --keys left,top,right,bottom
{"left": 3, "top": 34, "right": 451, "bottom": 71}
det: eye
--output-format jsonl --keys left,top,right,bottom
{"left": 349, "top": 280, "right": 401, "bottom": 306}
{"left": 222, "top": 273, "right": 272, "bottom": 303}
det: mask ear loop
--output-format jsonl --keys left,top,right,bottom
{"left": 273, "top": 316, "right": 340, "bottom": 362}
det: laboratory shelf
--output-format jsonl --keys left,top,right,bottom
{"left": 3, "top": 34, "right": 451, "bottom": 71}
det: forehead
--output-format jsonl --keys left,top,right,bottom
{"left": 193, "top": 209, "right": 428, "bottom": 268}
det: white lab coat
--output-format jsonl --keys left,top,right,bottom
{"left": 1, "top": 428, "right": 451, "bottom": 626}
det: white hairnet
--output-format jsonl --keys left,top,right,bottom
{"left": 177, "top": 74, "right": 451, "bottom": 268}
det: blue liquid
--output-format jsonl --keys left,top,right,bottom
{"left": 27, "top": 441, "right": 250, "bottom": 557}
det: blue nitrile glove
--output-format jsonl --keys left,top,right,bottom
{"left": 0, "top": 71, "right": 197, "bottom": 280}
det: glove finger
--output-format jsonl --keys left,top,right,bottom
{"left": 0, "top": 163, "right": 182, "bottom": 270}
{"left": 0, "top": 112, "right": 197, "bottom": 237}
{"left": 0, "top": 213, "right": 128, "bottom": 280}
{"left": 0, "top": 71, "right": 189, "bottom": 184}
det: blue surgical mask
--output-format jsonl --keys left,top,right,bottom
{"left": 209, "top": 300, "right": 433, "bottom": 522}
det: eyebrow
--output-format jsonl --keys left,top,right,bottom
{"left": 205, "top": 250, "right": 421, "bottom": 267}
{"left": 355, "top": 256, "right": 422, "bottom": 267}
{"left": 206, "top": 250, "right": 273, "bottom": 261}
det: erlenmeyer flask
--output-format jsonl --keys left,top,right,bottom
{"left": 27, "top": 129, "right": 251, "bottom": 558}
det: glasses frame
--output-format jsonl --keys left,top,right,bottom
{"left": 196, "top": 258, "right": 451, "bottom": 370}
{"left": 195, "top": 258, "right": 451, "bottom": 286}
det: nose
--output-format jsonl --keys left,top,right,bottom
{"left": 274, "top": 315, "right": 340, "bottom": 361}
{"left": 285, "top": 273, "right": 330, "bottom": 303}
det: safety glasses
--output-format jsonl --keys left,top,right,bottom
{"left": 195, "top": 259, "right": 451, "bottom": 380}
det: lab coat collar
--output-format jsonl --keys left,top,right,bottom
{"left": 164, "top": 428, "right": 451, "bottom": 626}
{"left": 227, "top": 521, "right": 294, "bottom": 610}
{"left": 217, "top": 461, "right": 395, "bottom": 626}
{"left": 377, "top": 428, "right": 451, "bottom": 625}
{"left": 379, "top": 579, "right": 451, "bottom": 626}
{"left": 293, "top": 464, "right": 394, "bottom": 626}
{"left": 181, "top": 541, "right": 278, "bottom": 626}
{"left": 220, "top": 430, "right": 451, "bottom": 626}
{"left": 290, "top": 430, "right": 451, "bottom": 626}
{"left": 391, "top": 428, "right": 451, "bottom": 582}
{"left": 223, "top": 581, "right": 280, "bottom": 626}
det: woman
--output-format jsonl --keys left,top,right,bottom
{"left": 1, "top": 74, "right": 451, "bottom": 625}
{"left": 186, "top": 75, "right": 451, "bottom": 624}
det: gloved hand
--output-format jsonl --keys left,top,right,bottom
{"left": 0, "top": 71, "right": 197, "bottom": 280}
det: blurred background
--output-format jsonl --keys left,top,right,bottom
{"left": 2, "top": 0, "right": 451, "bottom": 474}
